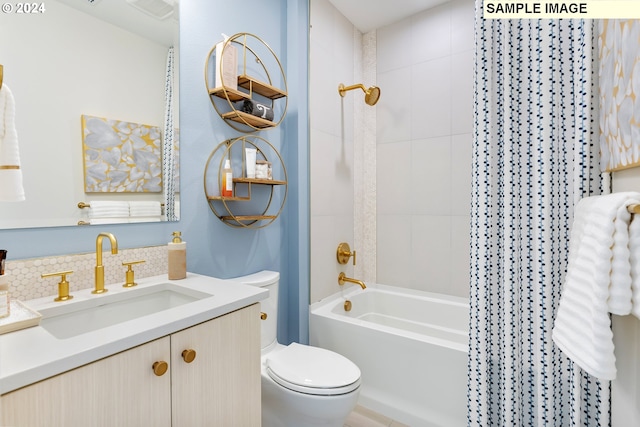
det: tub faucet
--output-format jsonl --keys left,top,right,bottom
{"left": 94, "top": 232, "right": 118, "bottom": 294}
{"left": 338, "top": 272, "right": 366, "bottom": 290}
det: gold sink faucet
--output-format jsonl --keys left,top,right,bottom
{"left": 94, "top": 232, "right": 118, "bottom": 294}
{"left": 338, "top": 272, "right": 366, "bottom": 289}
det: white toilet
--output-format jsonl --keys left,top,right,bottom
{"left": 238, "top": 270, "right": 361, "bottom": 427}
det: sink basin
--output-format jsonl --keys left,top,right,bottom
{"left": 39, "top": 283, "right": 212, "bottom": 339}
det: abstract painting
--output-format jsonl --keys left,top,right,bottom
{"left": 599, "top": 20, "right": 640, "bottom": 172}
{"left": 82, "top": 115, "right": 162, "bottom": 192}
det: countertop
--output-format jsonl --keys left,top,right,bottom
{"left": 0, "top": 272, "right": 267, "bottom": 395}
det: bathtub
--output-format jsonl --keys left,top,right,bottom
{"left": 309, "top": 283, "right": 469, "bottom": 427}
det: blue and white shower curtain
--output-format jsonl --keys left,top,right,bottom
{"left": 467, "top": 6, "right": 610, "bottom": 426}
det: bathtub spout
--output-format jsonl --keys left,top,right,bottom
{"left": 338, "top": 272, "right": 366, "bottom": 289}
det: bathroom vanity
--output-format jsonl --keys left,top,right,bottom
{"left": 0, "top": 273, "right": 266, "bottom": 426}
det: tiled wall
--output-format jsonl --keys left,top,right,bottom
{"left": 5, "top": 245, "right": 168, "bottom": 301}
{"left": 309, "top": 0, "right": 359, "bottom": 302}
{"left": 375, "top": 0, "right": 474, "bottom": 297}
{"left": 309, "top": 0, "right": 474, "bottom": 301}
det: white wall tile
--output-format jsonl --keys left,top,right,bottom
{"left": 411, "top": 3, "right": 452, "bottom": 63}
{"left": 411, "top": 137, "right": 452, "bottom": 215}
{"left": 451, "top": 215, "right": 470, "bottom": 297}
{"left": 377, "top": 67, "right": 412, "bottom": 144}
{"left": 376, "top": 141, "right": 412, "bottom": 214}
{"left": 377, "top": 19, "right": 413, "bottom": 74}
{"left": 451, "top": 51, "right": 474, "bottom": 135}
{"left": 451, "top": 133, "right": 472, "bottom": 215}
{"left": 451, "top": 0, "right": 476, "bottom": 54}
{"left": 310, "top": 128, "right": 354, "bottom": 217}
{"left": 310, "top": 214, "right": 354, "bottom": 302}
{"left": 411, "top": 57, "right": 452, "bottom": 139}
{"left": 377, "top": 214, "right": 412, "bottom": 286}
{"left": 410, "top": 215, "right": 451, "bottom": 293}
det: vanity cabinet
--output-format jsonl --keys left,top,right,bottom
{"left": 0, "top": 304, "right": 260, "bottom": 426}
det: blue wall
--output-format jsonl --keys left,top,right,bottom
{"left": 0, "top": 0, "right": 310, "bottom": 344}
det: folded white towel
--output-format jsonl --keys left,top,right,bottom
{"left": 88, "top": 201, "right": 130, "bottom": 218}
{"left": 552, "top": 192, "right": 640, "bottom": 380}
{"left": 128, "top": 216, "right": 162, "bottom": 223}
{"left": 0, "top": 84, "right": 25, "bottom": 201}
{"left": 89, "top": 217, "right": 128, "bottom": 225}
{"left": 129, "top": 201, "right": 162, "bottom": 217}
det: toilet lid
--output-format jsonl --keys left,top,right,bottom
{"left": 266, "top": 343, "right": 361, "bottom": 396}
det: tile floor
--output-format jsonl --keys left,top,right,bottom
{"left": 344, "top": 405, "right": 410, "bottom": 427}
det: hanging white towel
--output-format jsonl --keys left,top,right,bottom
{"left": 552, "top": 192, "right": 640, "bottom": 380}
{"left": 0, "top": 84, "right": 25, "bottom": 201}
{"left": 88, "top": 201, "right": 129, "bottom": 218}
{"left": 89, "top": 218, "right": 128, "bottom": 225}
{"left": 129, "top": 201, "right": 162, "bottom": 217}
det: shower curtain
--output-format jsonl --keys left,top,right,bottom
{"left": 467, "top": 7, "right": 611, "bottom": 427}
{"left": 163, "top": 46, "right": 177, "bottom": 221}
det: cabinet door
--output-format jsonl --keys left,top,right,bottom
{"left": 0, "top": 337, "right": 171, "bottom": 427}
{"left": 171, "top": 303, "right": 261, "bottom": 426}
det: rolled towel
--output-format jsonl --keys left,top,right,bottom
{"left": 234, "top": 99, "right": 274, "bottom": 121}
{"left": 0, "top": 84, "right": 25, "bottom": 201}
{"left": 88, "top": 201, "right": 129, "bottom": 218}
{"left": 129, "top": 201, "right": 162, "bottom": 217}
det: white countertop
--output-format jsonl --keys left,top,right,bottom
{"left": 0, "top": 272, "right": 267, "bottom": 395}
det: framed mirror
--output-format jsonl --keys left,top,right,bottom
{"left": 0, "top": 0, "right": 179, "bottom": 229}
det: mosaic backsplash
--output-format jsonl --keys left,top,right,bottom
{"left": 5, "top": 245, "right": 167, "bottom": 301}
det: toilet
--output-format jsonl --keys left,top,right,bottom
{"left": 238, "top": 270, "right": 361, "bottom": 427}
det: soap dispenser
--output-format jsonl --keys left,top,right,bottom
{"left": 168, "top": 232, "right": 186, "bottom": 280}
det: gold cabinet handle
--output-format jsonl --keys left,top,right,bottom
{"left": 260, "top": 312, "right": 267, "bottom": 320}
{"left": 181, "top": 349, "right": 196, "bottom": 363}
{"left": 152, "top": 361, "right": 168, "bottom": 376}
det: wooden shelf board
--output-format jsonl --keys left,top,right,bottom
{"left": 237, "top": 75, "right": 287, "bottom": 100}
{"left": 221, "top": 215, "right": 277, "bottom": 222}
{"left": 208, "top": 87, "right": 250, "bottom": 102}
{"left": 221, "top": 111, "right": 276, "bottom": 129}
{"left": 233, "top": 178, "right": 286, "bottom": 186}
{"left": 207, "top": 196, "right": 251, "bottom": 201}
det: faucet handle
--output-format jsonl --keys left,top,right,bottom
{"left": 122, "top": 260, "right": 145, "bottom": 288}
{"left": 336, "top": 242, "right": 356, "bottom": 265}
{"left": 41, "top": 270, "right": 74, "bottom": 302}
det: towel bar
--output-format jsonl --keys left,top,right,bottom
{"left": 628, "top": 204, "right": 640, "bottom": 214}
{"left": 78, "top": 201, "right": 165, "bottom": 209}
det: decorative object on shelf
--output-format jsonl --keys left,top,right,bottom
{"left": 82, "top": 115, "right": 162, "bottom": 193}
{"left": 205, "top": 32, "right": 288, "bottom": 132}
{"left": 204, "top": 136, "right": 287, "bottom": 229}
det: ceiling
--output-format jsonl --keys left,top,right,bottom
{"left": 57, "top": 0, "right": 178, "bottom": 46}
{"left": 327, "top": 0, "right": 450, "bottom": 33}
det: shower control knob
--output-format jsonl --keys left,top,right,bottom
{"left": 336, "top": 242, "right": 356, "bottom": 265}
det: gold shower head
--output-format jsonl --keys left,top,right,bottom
{"left": 338, "top": 83, "right": 381, "bottom": 106}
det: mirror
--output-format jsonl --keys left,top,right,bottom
{"left": 0, "top": 0, "right": 179, "bottom": 229}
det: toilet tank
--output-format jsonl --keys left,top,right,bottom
{"left": 236, "top": 270, "right": 279, "bottom": 351}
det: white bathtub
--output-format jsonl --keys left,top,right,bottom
{"left": 309, "top": 283, "right": 469, "bottom": 427}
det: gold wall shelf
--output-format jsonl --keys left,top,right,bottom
{"left": 204, "top": 136, "right": 287, "bottom": 229}
{"left": 204, "top": 33, "right": 288, "bottom": 133}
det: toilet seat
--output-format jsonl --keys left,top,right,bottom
{"left": 266, "top": 343, "right": 361, "bottom": 396}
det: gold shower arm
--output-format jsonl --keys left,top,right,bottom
{"left": 0, "top": 64, "right": 4, "bottom": 90}
{"left": 338, "top": 83, "right": 366, "bottom": 97}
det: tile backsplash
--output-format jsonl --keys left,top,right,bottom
{"left": 5, "top": 245, "right": 168, "bottom": 301}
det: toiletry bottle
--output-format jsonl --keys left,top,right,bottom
{"left": 0, "top": 250, "right": 9, "bottom": 318}
{"left": 222, "top": 159, "right": 233, "bottom": 197}
{"left": 168, "top": 232, "right": 187, "bottom": 280}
